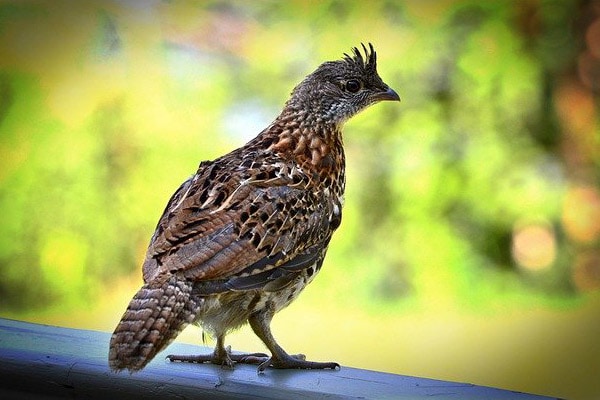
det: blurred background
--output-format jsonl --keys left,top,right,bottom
{"left": 1, "top": 0, "right": 599, "bottom": 398}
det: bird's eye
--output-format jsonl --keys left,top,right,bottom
{"left": 345, "top": 79, "right": 362, "bottom": 93}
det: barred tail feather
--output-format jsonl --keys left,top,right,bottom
{"left": 108, "top": 276, "right": 200, "bottom": 372}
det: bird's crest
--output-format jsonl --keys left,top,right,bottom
{"left": 343, "top": 43, "right": 377, "bottom": 75}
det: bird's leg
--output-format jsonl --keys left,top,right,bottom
{"left": 167, "top": 334, "right": 268, "bottom": 368}
{"left": 248, "top": 311, "right": 340, "bottom": 372}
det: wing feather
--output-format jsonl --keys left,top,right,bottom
{"left": 141, "top": 154, "right": 331, "bottom": 287}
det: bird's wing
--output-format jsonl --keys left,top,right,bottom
{"left": 142, "top": 154, "right": 331, "bottom": 287}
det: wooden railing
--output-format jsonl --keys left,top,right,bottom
{"left": 0, "top": 318, "right": 557, "bottom": 399}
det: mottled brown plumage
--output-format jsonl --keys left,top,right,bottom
{"left": 109, "top": 43, "right": 399, "bottom": 373}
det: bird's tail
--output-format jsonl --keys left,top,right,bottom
{"left": 108, "top": 275, "right": 200, "bottom": 372}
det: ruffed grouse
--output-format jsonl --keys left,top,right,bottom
{"left": 109, "top": 43, "right": 399, "bottom": 373}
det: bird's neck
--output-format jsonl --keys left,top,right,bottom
{"left": 257, "top": 107, "right": 346, "bottom": 185}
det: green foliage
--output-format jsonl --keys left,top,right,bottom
{"left": 0, "top": 0, "right": 597, "bottom": 312}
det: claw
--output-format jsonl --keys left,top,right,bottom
{"left": 256, "top": 353, "right": 340, "bottom": 373}
{"left": 167, "top": 349, "right": 270, "bottom": 369}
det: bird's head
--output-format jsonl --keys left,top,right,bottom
{"left": 287, "top": 43, "right": 400, "bottom": 126}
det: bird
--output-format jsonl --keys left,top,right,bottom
{"left": 108, "top": 43, "right": 400, "bottom": 373}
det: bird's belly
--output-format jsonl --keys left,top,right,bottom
{"left": 193, "top": 263, "right": 320, "bottom": 337}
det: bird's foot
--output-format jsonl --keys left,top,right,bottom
{"left": 257, "top": 353, "right": 340, "bottom": 373}
{"left": 167, "top": 346, "right": 268, "bottom": 369}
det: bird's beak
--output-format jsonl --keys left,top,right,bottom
{"left": 373, "top": 87, "right": 400, "bottom": 102}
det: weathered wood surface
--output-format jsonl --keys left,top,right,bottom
{"left": 0, "top": 318, "right": 558, "bottom": 399}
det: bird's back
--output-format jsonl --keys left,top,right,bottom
{"left": 141, "top": 119, "right": 346, "bottom": 284}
